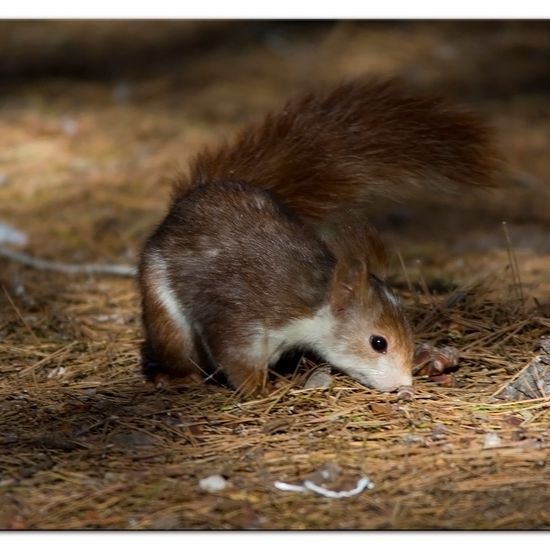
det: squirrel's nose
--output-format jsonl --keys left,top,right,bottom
{"left": 380, "top": 370, "right": 413, "bottom": 392}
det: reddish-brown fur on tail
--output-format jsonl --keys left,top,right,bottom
{"left": 178, "top": 78, "right": 500, "bottom": 222}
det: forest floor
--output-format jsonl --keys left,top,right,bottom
{"left": 0, "top": 21, "right": 549, "bottom": 529}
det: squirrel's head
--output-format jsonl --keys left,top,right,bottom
{"left": 320, "top": 260, "right": 414, "bottom": 392}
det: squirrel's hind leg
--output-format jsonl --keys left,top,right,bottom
{"left": 140, "top": 332, "right": 203, "bottom": 388}
{"left": 139, "top": 261, "right": 204, "bottom": 387}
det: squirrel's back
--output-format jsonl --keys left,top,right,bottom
{"left": 176, "top": 78, "right": 501, "bottom": 222}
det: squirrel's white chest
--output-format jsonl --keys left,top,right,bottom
{"left": 244, "top": 305, "right": 334, "bottom": 368}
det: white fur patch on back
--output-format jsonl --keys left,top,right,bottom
{"left": 146, "top": 251, "right": 191, "bottom": 336}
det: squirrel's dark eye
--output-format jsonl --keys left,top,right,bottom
{"left": 370, "top": 335, "right": 387, "bottom": 353}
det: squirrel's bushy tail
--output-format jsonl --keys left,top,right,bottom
{"left": 178, "top": 78, "right": 501, "bottom": 222}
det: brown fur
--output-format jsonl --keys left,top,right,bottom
{"left": 178, "top": 78, "right": 500, "bottom": 222}
{"left": 140, "top": 77, "right": 499, "bottom": 396}
{"left": 140, "top": 181, "right": 335, "bottom": 394}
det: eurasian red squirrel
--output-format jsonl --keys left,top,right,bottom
{"left": 138, "top": 78, "right": 499, "bottom": 397}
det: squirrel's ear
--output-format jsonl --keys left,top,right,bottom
{"left": 330, "top": 259, "right": 368, "bottom": 313}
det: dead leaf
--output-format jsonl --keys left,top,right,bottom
{"left": 370, "top": 403, "right": 393, "bottom": 415}
{"left": 492, "top": 354, "right": 550, "bottom": 401}
{"left": 502, "top": 415, "right": 523, "bottom": 427}
{"left": 430, "top": 373, "right": 457, "bottom": 387}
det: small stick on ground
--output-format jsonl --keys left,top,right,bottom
{"left": 0, "top": 247, "right": 137, "bottom": 277}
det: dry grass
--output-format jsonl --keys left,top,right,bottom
{"left": 0, "top": 21, "right": 549, "bottom": 529}
{"left": 0, "top": 277, "right": 549, "bottom": 529}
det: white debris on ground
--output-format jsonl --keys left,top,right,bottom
{"left": 199, "top": 474, "right": 227, "bottom": 493}
{"left": 274, "top": 463, "right": 374, "bottom": 499}
{"left": 0, "top": 223, "right": 28, "bottom": 246}
{"left": 47, "top": 367, "right": 67, "bottom": 379}
{"left": 483, "top": 432, "right": 502, "bottom": 449}
{"left": 303, "top": 365, "right": 333, "bottom": 389}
